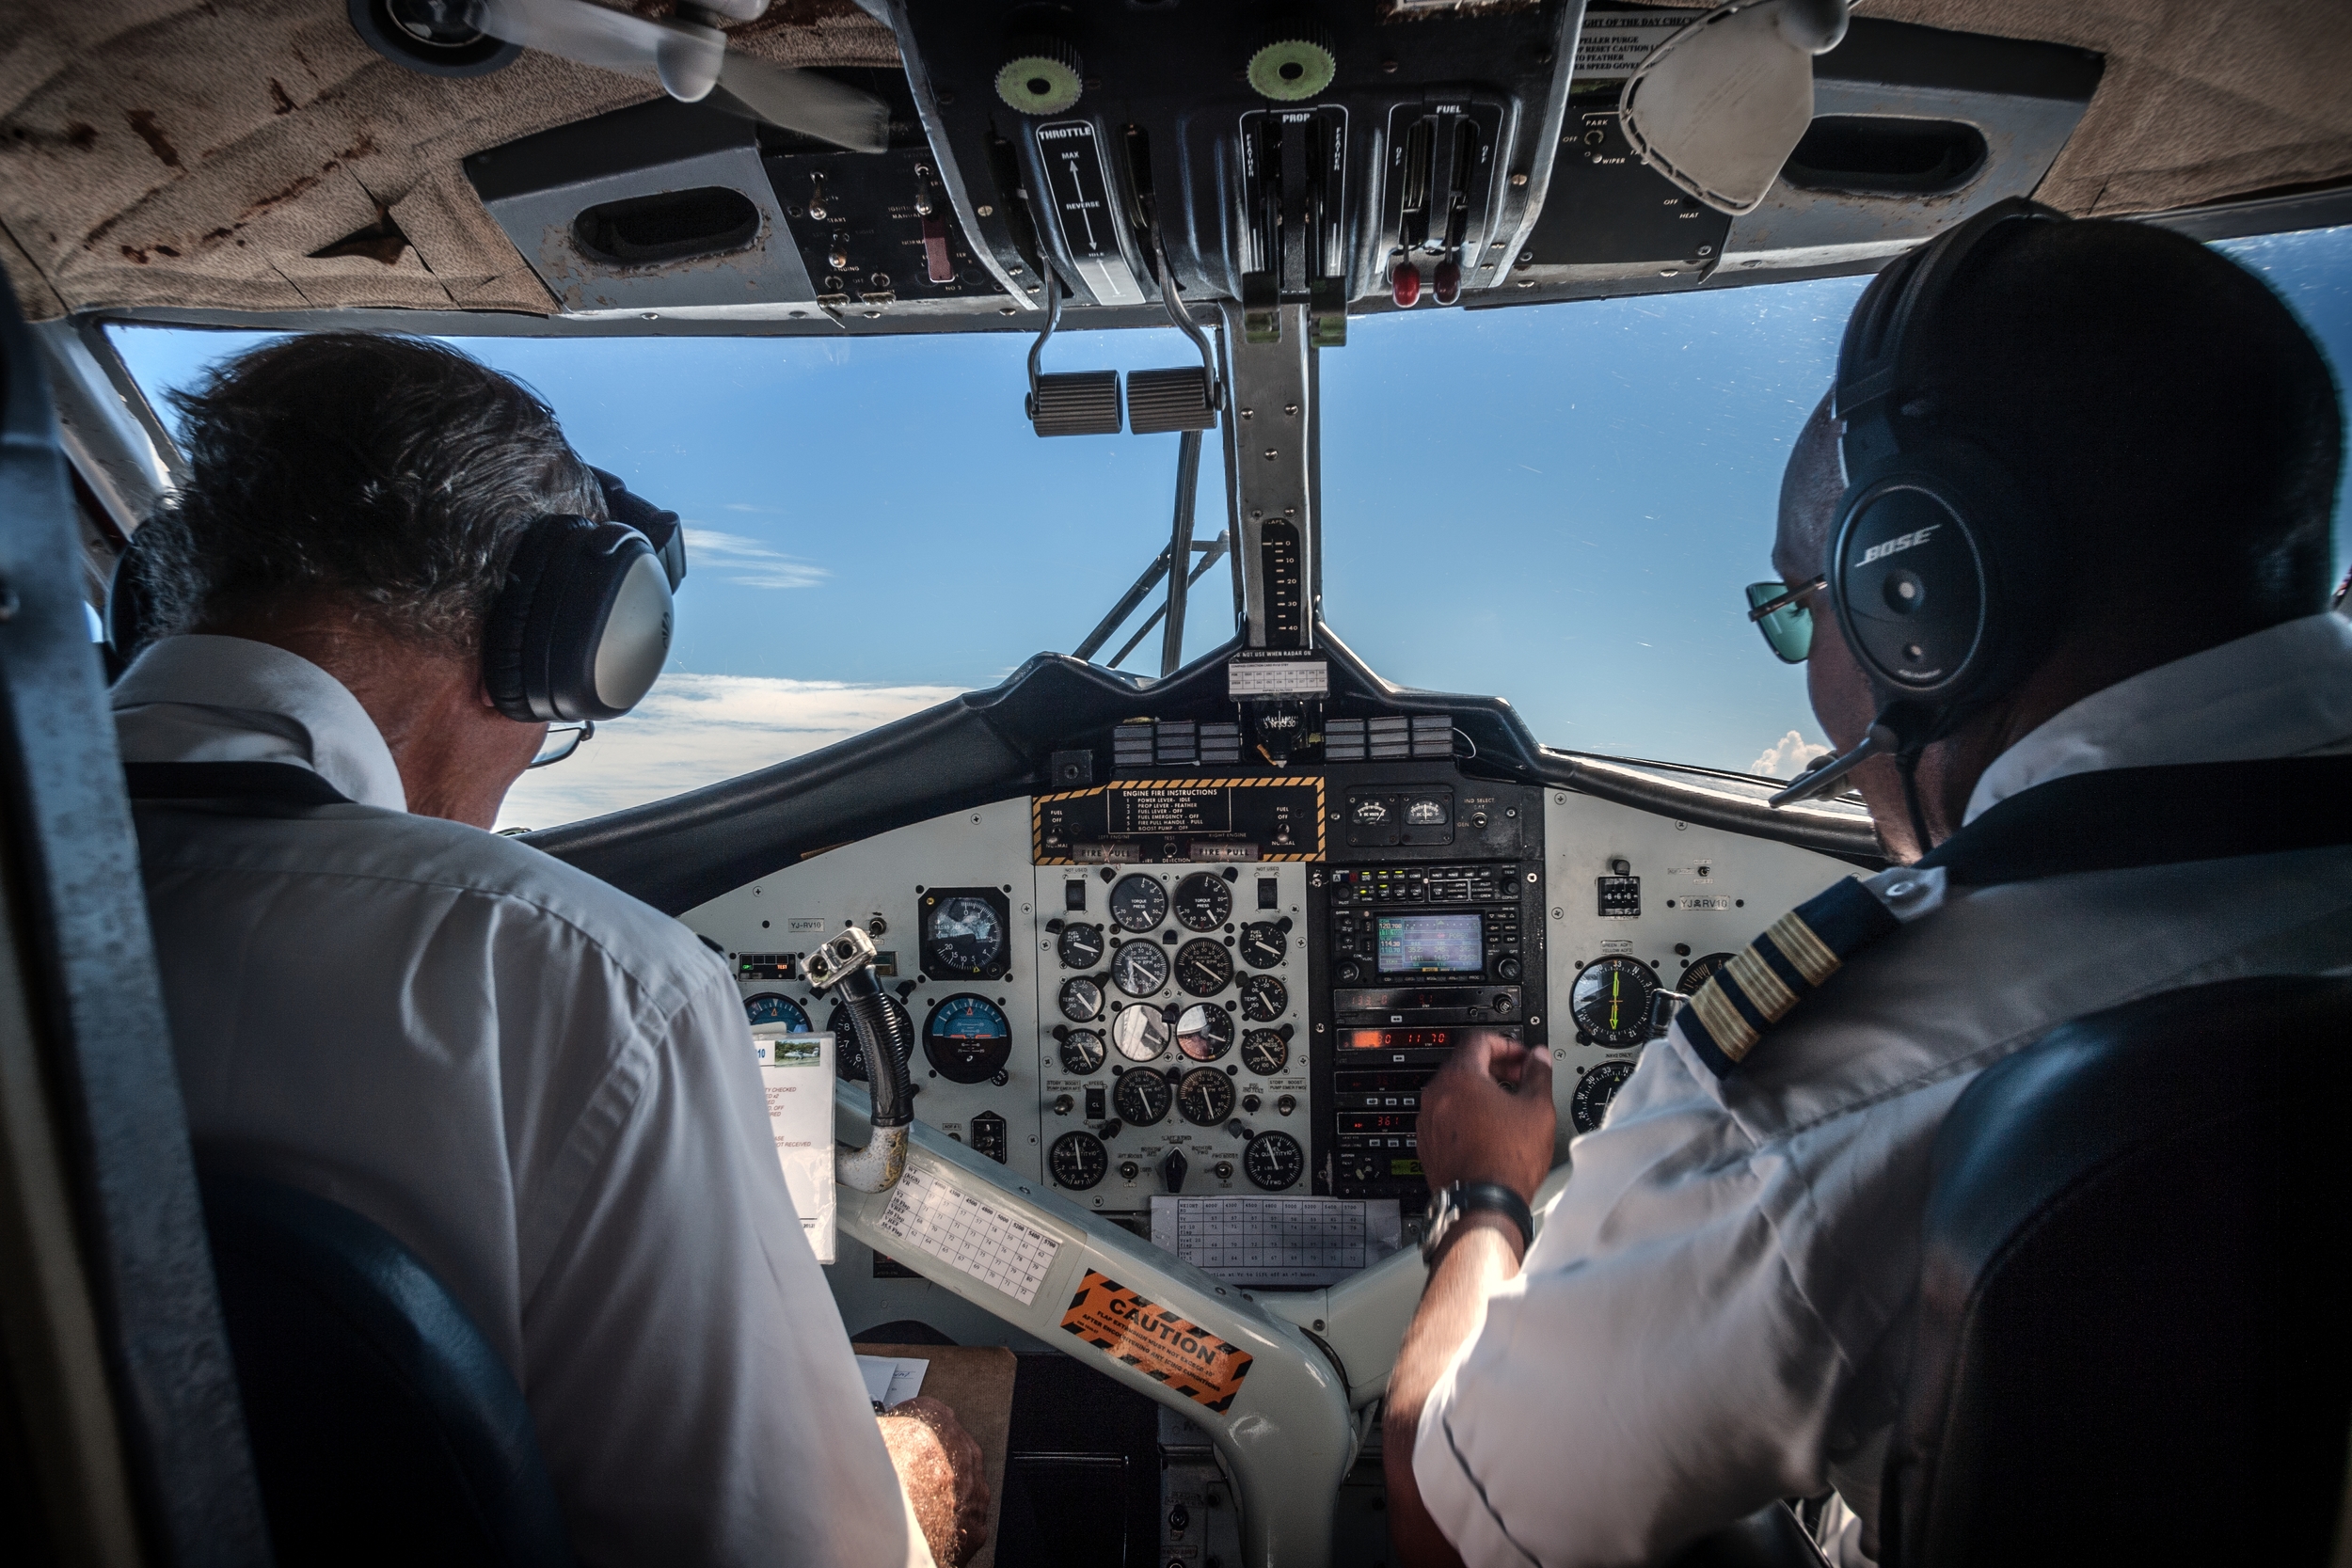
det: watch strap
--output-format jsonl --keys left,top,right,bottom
{"left": 1425, "top": 1180, "right": 1534, "bottom": 1260}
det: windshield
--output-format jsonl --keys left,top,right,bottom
{"left": 107, "top": 225, "right": 2352, "bottom": 832}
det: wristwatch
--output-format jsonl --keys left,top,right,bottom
{"left": 1422, "top": 1180, "right": 1534, "bottom": 1262}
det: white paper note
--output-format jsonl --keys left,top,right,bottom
{"left": 873, "top": 1159, "right": 1062, "bottom": 1307}
{"left": 755, "top": 1029, "right": 836, "bottom": 1264}
{"left": 1151, "top": 1196, "right": 1404, "bottom": 1288}
{"left": 854, "top": 1354, "right": 930, "bottom": 1410}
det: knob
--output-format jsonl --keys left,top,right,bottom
{"left": 1052, "top": 1094, "right": 1073, "bottom": 1115}
{"left": 1100, "top": 1118, "right": 1124, "bottom": 1140}
{"left": 1276, "top": 915, "right": 1295, "bottom": 932}
{"left": 1242, "top": 1094, "right": 1262, "bottom": 1114}
{"left": 1433, "top": 258, "right": 1462, "bottom": 305}
{"left": 1496, "top": 957, "right": 1523, "bottom": 982}
{"left": 1392, "top": 262, "right": 1422, "bottom": 308}
{"left": 1046, "top": 918, "right": 1065, "bottom": 933}
{"left": 1169, "top": 1503, "right": 1192, "bottom": 1533}
{"left": 866, "top": 915, "right": 887, "bottom": 936}
{"left": 1494, "top": 993, "right": 1516, "bottom": 1015}
{"left": 992, "top": 1069, "right": 1009, "bottom": 1086}
{"left": 1337, "top": 959, "right": 1361, "bottom": 984}
{"left": 1119, "top": 1160, "right": 1139, "bottom": 1181}
{"left": 1162, "top": 1149, "right": 1188, "bottom": 1193}
{"left": 1612, "top": 859, "right": 1631, "bottom": 876}
{"left": 1276, "top": 1094, "right": 1296, "bottom": 1117}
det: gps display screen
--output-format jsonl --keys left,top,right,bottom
{"left": 1375, "top": 911, "right": 1485, "bottom": 977}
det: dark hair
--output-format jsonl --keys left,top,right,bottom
{"left": 134, "top": 333, "right": 601, "bottom": 653}
{"left": 1920, "top": 218, "right": 2342, "bottom": 627}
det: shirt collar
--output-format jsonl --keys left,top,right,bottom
{"left": 112, "top": 635, "right": 409, "bottom": 812}
{"left": 1965, "top": 611, "right": 2352, "bottom": 825}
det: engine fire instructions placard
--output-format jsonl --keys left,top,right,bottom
{"left": 1032, "top": 777, "right": 1326, "bottom": 863}
{"left": 1059, "top": 1270, "right": 1256, "bottom": 1414}
{"left": 872, "top": 1159, "right": 1062, "bottom": 1307}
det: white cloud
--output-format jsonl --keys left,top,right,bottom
{"left": 496, "top": 672, "right": 963, "bottom": 832}
{"left": 1751, "top": 729, "right": 1833, "bottom": 780}
{"left": 682, "top": 527, "right": 829, "bottom": 590}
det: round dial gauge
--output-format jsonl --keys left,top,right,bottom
{"left": 1175, "top": 1003, "right": 1235, "bottom": 1063}
{"left": 1238, "top": 921, "right": 1287, "bottom": 969}
{"left": 1678, "top": 951, "right": 1736, "bottom": 995}
{"left": 1058, "top": 976, "right": 1105, "bottom": 1022}
{"left": 1179, "top": 1066, "right": 1237, "bottom": 1126}
{"left": 1570, "top": 1060, "right": 1639, "bottom": 1134}
{"left": 1111, "top": 941, "right": 1170, "bottom": 998}
{"left": 1113, "top": 1069, "right": 1172, "bottom": 1126}
{"left": 823, "top": 995, "right": 908, "bottom": 1084}
{"left": 1240, "top": 1027, "right": 1289, "bottom": 1077}
{"left": 1172, "top": 872, "right": 1233, "bottom": 932}
{"left": 923, "top": 994, "right": 1012, "bottom": 1085}
{"left": 1110, "top": 1005, "right": 1169, "bottom": 1062}
{"left": 1175, "top": 938, "right": 1234, "bottom": 997}
{"left": 1570, "top": 957, "right": 1660, "bottom": 1046}
{"left": 744, "top": 992, "right": 812, "bottom": 1032}
{"left": 1057, "top": 923, "right": 1106, "bottom": 969}
{"left": 925, "top": 895, "right": 1005, "bottom": 974}
{"left": 1049, "top": 1131, "right": 1109, "bottom": 1191}
{"left": 1108, "top": 874, "right": 1168, "bottom": 934}
{"left": 1058, "top": 1028, "right": 1106, "bottom": 1075}
{"left": 1238, "top": 974, "right": 1289, "bottom": 1022}
{"left": 1243, "top": 1131, "right": 1305, "bottom": 1191}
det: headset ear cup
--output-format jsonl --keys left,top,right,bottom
{"left": 484, "top": 517, "right": 579, "bottom": 722}
{"left": 486, "top": 517, "right": 671, "bottom": 724}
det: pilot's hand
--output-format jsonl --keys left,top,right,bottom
{"left": 1418, "top": 1032, "right": 1555, "bottom": 1204}
{"left": 878, "top": 1394, "right": 991, "bottom": 1567}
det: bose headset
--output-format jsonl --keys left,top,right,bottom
{"left": 1772, "top": 197, "right": 2067, "bottom": 844}
{"left": 106, "top": 466, "right": 687, "bottom": 734}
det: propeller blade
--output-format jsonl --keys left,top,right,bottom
{"left": 714, "top": 53, "right": 889, "bottom": 152}
{"left": 471, "top": 0, "right": 723, "bottom": 102}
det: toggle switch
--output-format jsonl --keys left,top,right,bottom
{"left": 921, "top": 213, "right": 955, "bottom": 285}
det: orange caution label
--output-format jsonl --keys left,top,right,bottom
{"left": 1058, "top": 1270, "right": 1255, "bottom": 1414}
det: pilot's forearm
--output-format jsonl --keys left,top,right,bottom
{"left": 1383, "top": 1214, "right": 1526, "bottom": 1568}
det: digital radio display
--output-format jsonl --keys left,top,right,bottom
{"left": 1344, "top": 1025, "right": 1519, "bottom": 1052}
{"left": 1375, "top": 911, "right": 1484, "bottom": 977}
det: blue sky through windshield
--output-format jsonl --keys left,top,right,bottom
{"left": 109, "top": 226, "right": 2352, "bottom": 830}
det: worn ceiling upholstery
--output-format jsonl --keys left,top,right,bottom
{"left": 1, "top": 0, "right": 2346, "bottom": 324}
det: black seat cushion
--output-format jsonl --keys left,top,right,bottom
{"left": 199, "top": 1166, "right": 576, "bottom": 1568}
{"left": 1883, "top": 974, "right": 2352, "bottom": 1568}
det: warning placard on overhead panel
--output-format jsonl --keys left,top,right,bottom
{"left": 1059, "top": 1270, "right": 1256, "bottom": 1413}
{"left": 1571, "top": 11, "right": 1691, "bottom": 85}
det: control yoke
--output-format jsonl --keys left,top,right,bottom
{"left": 803, "top": 927, "right": 915, "bottom": 1192}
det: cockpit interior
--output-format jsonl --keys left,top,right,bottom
{"left": 3, "top": 2, "right": 2348, "bottom": 1565}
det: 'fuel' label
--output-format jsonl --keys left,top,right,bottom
{"left": 1059, "top": 1270, "right": 1255, "bottom": 1413}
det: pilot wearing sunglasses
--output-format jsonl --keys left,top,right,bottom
{"left": 1385, "top": 213, "right": 2352, "bottom": 1566}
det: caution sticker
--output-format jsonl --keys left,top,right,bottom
{"left": 1059, "top": 1270, "right": 1255, "bottom": 1414}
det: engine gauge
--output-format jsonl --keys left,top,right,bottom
{"left": 1049, "top": 1130, "right": 1109, "bottom": 1190}
{"left": 1110, "top": 1005, "right": 1169, "bottom": 1062}
{"left": 1172, "top": 871, "right": 1233, "bottom": 932}
{"left": 743, "top": 992, "right": 812, "bottom": 1032}
{"left": 1059, "top": 1028, "right": 1107, "bottom": 1075}
{"left": 1240, "top": 1027, "right": 1289, "bottom": 1076}
{"left": 1243, "top": 1130, "right": 1305, "bottom": 1191}
{"left": 1570, "top": 957, "right": 1659, "bottom": 1046}
{"left": 1238, "top": 921, "right": 1287, "bottom": 969}
{"left": 1570, "top": 1060, "right": 1638, "bottom": 1134}
{"left": 923, "top": 995, "right": 1012, "bottom": 1085}
{"left": 1111, "top": 941, "right": 1170, "bottom": 998}
{"left": 1109, "top": 874, "right": 1168, "bottom": 933}
{"left": 1060, "top": 976, "right": 1105, "bottom": 1022}
{"left": 1057, "top": 923, "right": 1106, "bottom": 969}
{"left": 1175, "top": 938, "right": 1234, "bottom": 997}
{"left": 1678, "top": 952, "right": 1736, "bottom": 994}
{"left": 923, "top": 893, "right": 1007, "bottom": 976}
{"left": 822, "top": 995, "right": 908, "bottom": 1084}
{"left": 1238, "top": 974, "right": 1289, "bottom": 1022}
{"left": 1179, "top": 1066, "right": 1237, "bottom": 1126}
{"left": 1114, "top": 1068, "right": 1173, "bottom": 1126}
{"left": 1176, "top": 1003, "right": 1234, "bottom": 1062}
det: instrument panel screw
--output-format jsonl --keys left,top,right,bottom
{"left": 1511, "top": 172, "right": 1529, "bottom": 186}
{"left": 976, "top": 204, "right": 994, "bottom": 216}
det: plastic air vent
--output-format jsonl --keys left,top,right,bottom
{"left": 571, "top": 186, "right": 761, "bottom": 268}
{"left": 1781, "top": 117, "right": 1989, "bottom": 198}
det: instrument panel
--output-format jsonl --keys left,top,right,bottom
{"left": 681, "top": 760, "right": 1856, "bottom": 1247}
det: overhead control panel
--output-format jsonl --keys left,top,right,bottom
{"left": 889, "top": 0, "right": 1580, "bottom": 319}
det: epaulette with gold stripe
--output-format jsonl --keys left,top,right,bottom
{"left": 1679, "top": 878, "right": 1900, "bottom": 1076}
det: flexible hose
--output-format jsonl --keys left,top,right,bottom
{"left": 834, "top": 966, "right": 914, "bottom": 1192}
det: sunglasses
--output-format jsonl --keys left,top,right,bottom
{"left": 529, "top": 720, "right": 596, "bottom": 768}
{"left": 1745, "top": 576, "right": 1826, "bottom": 664}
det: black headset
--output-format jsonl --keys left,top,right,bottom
{"left": 106, "top": 467, "right": 687, "bottom": 726}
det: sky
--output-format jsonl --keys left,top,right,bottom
{"left": 109, "top": 225, "right": 2352, "bottom": 830}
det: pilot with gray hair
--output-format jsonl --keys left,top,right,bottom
{"left": 1383, "top": 206, "right": 2352, "bottom": 1565}
{"left": 111, "top": 332, "right": 989, "bottom": 1566}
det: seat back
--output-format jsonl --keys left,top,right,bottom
{"left": 199, "top": 1168, "right": 575, "bottom": 1568}
{"left": 1883, "top": 974, "right": 2352, "bottom": 1567}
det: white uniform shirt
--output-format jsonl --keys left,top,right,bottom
{"left": 1416, "top": 612, "right": 2352, "bottom": 1568}
{"left": 116, "top": 635, "right": 930, "bottom": 1568}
